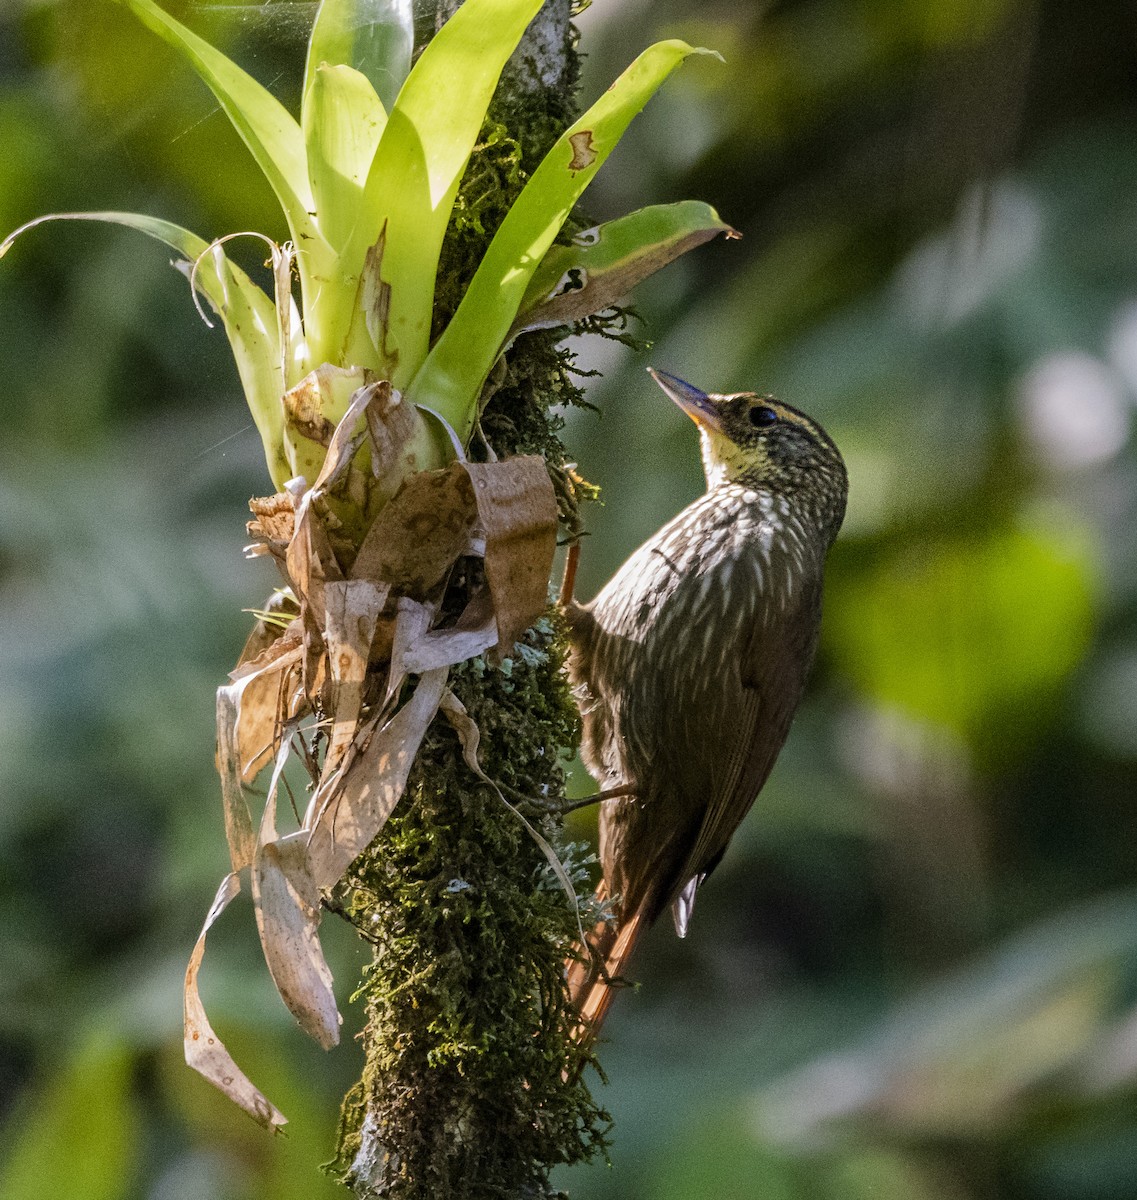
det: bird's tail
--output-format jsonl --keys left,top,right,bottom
{"left": 565, "top": 883, "right": 647, "bottom": 1047}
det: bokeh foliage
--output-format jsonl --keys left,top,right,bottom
{"left": 2, "top": 1, "right": 1137, "bottom": 1198}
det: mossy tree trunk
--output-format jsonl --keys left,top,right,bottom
{"left": 330, "top": 4, "right": 609, "bottom": 1196}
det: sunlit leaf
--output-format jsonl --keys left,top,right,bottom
{"left": 513, "top": 200, "right": 737, "bottom": 336}
{"left": 407, "top": 40, "right": 718, "bottom": 441}
{"left": 304, "top": 0, "right": 413, "bottom": 113}
{"left": 303, "top": 64, "right": 387, "bottom": 253}
{"left": 112, "top": 0, "right": 333, "bottom": 313}
{"left": 333, "top": 0, "right": 545, "bottom": 382}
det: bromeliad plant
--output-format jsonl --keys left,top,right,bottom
{"left": 4, "top": 0, "right": 729, "bottom": 495}
{"left": 3, "top": 0, "right": 735, "bottom": 1135}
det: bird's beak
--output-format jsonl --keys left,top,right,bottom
{"left": 648, "top": 368, "right": 723, "bottom": 432}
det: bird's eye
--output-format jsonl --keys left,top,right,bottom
{"left": 748, "top": 405, "right": 778, "bottom": 428}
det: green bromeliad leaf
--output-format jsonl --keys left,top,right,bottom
{"left": 6, "top": 3, "right": 731, "bottom": 494}
{"left": 1, "top": 211, "right": 290, "bottom": 486}
{"left": 512, "top": 201, "right": 738, "bottom": 336}
{"left": 304, "top": 0, "right": 413, "bottom": 113}
{"left": 303, "top": 64, "right": 387, "bottom": 253}
{"left": 406, "top": 41, "right": 720, "bottom": 444}
{"left": 333, "top": 0, "right": 546, "bottom": 384}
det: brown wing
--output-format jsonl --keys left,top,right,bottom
{"left": 667, "top": 580, "right": 822, "bottom": 929}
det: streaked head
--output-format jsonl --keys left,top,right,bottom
{"left": 649, "top": 368, "right": 847, "bottom": 537}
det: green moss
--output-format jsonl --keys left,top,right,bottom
{"left": 332, "top": 621, "right": 610, "bottom": 1198}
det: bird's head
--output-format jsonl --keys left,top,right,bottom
{"left": 649, "top": 368, "right": 848, "bottom": 537}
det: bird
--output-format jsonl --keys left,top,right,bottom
{"left": 563, "top": 369, "right": 847, "bottom": 1042}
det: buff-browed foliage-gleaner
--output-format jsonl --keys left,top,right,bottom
{"left": 565, "top": 369, "right": 848, "bottom": 1039}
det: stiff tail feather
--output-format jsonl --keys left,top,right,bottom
{"left": 565, "top": 883, "right": 648, "bottom": 1047}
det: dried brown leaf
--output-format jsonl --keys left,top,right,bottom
{"left": 287, "top": 490, "right": 342, "bottom": 695}
{"left": 253, "top": 834, "right": 342, "bottom": 1050}
{"left": 351, "top": 462, "right": 477, "bottom": 596}
{"left": 236, "top": 591, "right": 300, "bottom": 667}
{"left": 401, "top": 587, "right": 498, "bottom": 674}
{"left": 321, "top": 579, "right": 389, "bottom": 776}
{"left": 252, "top": 746, "right": 342, "bottom": 1050}
{"left": 306, "top": 667, "right": 448, "bottom": 890}
{"left": 284, "top": 364, "right": 368, "bottom": 454}
{"left": 464, "top": 458, "right": 557, "bottom": 661}
{"left": 285, "top": 382, "right": 383, "bottom": 688}
{"left": 310, "top": 378, "right": 376, "bottom": 493}
{"left": 222, "top": 630, "right": 307, "bottom": 785}
{"left": 216, "top": 683, "right": 258, "bottom": 873}
{"left": 383, "top": 597, "right": 436, "bottom": 709}
{"left": 364, "top": 380, "right": 428, "bottom": 485}
{"left": 246, "top": 493, "right": 296, "bottom": 562}
{"left": 184, "top": 872, "right": 287, "bottom": 1128}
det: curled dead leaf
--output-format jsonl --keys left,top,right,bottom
{"left": 224, "top": 630, "right": 306, "bottom": 786}
{"left": 321, "top": 579, "right": 389, "bottom": 777}
{"left": 237, "top": 590, "right": 300, "bottom": 666}
{"left": 306, "top": 667, "right": 449, "bottom": 890}
{"left": 401, "top": 587, "right": 498, "bottom": 675}
{"left": 283, "top": 364, "right": 370, "bottom": 462}
{"left": 364, "top": 382, "right": 427, "bottom": 488}
{"left": 184, "top": 872, "right": 287, "bottom": 1128}
{"left": 246, "top": 494, "right": 296, "bottom": 564}
{"left": 383, "top": 597, "right": 436, "bottom": 709}
{"left": 252, "top": 740, "right": 342, "bottom": 1049}
{"left": 464, "top": 458, "right": 557, "bottom": 662}
{"left": 253, "top": 834, "right": 342, "bottom": 1050}
{"left": 351, "top": 461, "right": 477, "bottom": 597}
{"left": 216, "top": 683, "right": 258, "bottom": 873}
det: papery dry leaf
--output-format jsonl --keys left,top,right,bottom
{"left": 364, "top": 380, "right": 428, "bottom": 487}
{"left": 287, "top": 493, "right": 340, "bottom": 652}
{"left": 401, "top": 587, "right": 498, "bottom": 674}
{"left": 311, "top": 380, "right": 377, "bottom": 494}
{"left": 236, "top": 592, "right": 300, "bottom": 667}
{"left": 286, "top": 382, "right": 380, "bottom": 684}
{"left": 253, "top": 834, "right": 342, "bottom": 1050}
{"left": 252, "top": 744, "right": 342, "bottom": 1050}
{"left": 439, "top": 689, "right": 582, "bottom": 937}
{"left": 306, "top": 666, "right": 448, "bottom": 890}
{"left": 246, "top": 493, "right": 296, "bottom": 562}
{"left": 351, "top": 462, "right": 477, "bottom": 597}
{"left": 184, "top": 872, "right": 287, "bottom": 1128}
{"left": 383, "top": 597, "right": 435, "bottom": 709}
{"left": 230, "top": 636, "right": 306, "bottom": 785}
{"left": 322, "top": 580, "right": 389, "bottom": 777}
{"left": 216, "top": 682, "right": 258, "bottom": 873}
{"left": 284, "top": 364, "right": 368, "bottom": 454}
{"left": 464, "top": 458, "right": 557, "bottom": 662}
{"left": 287, "top": 493, "right": 342, "bottom": 697}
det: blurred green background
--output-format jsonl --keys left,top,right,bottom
{"left": 3, "top": 0, "right": 1137, "bottom": 1197}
